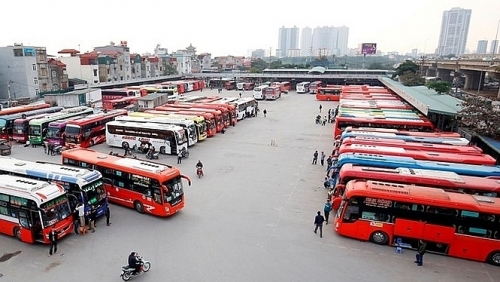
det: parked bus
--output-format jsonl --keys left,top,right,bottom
{"left": 253, "top": 85, "right": 267, "bottom": 100}
{"left": 339, "top": 131, "right": 469, "bottom": 146}
{"left": 296, "top": 82, "right": 311, "bottom": 93}
{"left": 201, "top": 102, "right": 237, "bottom": 126}
{"left": 170, "top": 104, "right": 230, "bottom": 128}
{"left": 279, "top": 81, "right": 292, "bottom": 93}
{"left": 187, "top": 103, "right": 236, "bottom": 127}
{"left": 45, "top": 117, "right": 83, "bottom": 146}
{"left": 155, "top": 106, "right": 224, "bottom": 133}
{"left": 134, "top": 111, "right": 208, "bottom": 141}
{"left": 62, "top": 148, "right": 191, "bottom": 217}
{"left": 106, "top": 121, "right": 188, "bottom": 155}
{"left": 159, "top": 83, "right": 180, "bottom": 96}
{"left": 341, "top": 136, "right": 483, "bottom": 155}
{"left": 0, "top": 106, "right": 64, "bottom": 139}
{"left": 102, "top": 96, "right": 138, "bottom": 110}
{"left": 12, "top": 114, "right": 52, "bottom": 143}
{"left": 333, "top": 116, "right": 434, "bottom": 139}
{"left": 316, "top": 87, "right": 342, "bottom": 101}
{"left": 115, "top": 115, "right": 198, "bottom": 146}
{"left": 64, "top": 109, "right": 128, "bottom": 148}
{"left": 264, "top": 86, "right": 281, "bottom": 100}
{"left": 0, "top": 175, "right": 73, "bottom": 244}
{"left": 145, "top": 110, "right": 216, "bottom": 137}
{"left": 102, "top": 88, "right": 142, "bottom": 101}
{"left": 309, "top": 81, "right": 323, "bottom": 94}
{"left": 243, "top": 82, "right": 254, "bottom": 91}
{"left": 236, "top": 82, "right": 245, "bottom": 91}
{"left": 339, "top": 100, "right": 413, "bottom": 109}
{"left": 341, "top": 127, "right": 461, "bottom": 138}
{"left": 334, "top": 153, "right": 500, "bottom": 178}
{"left": 234, "top": 97, "right": 257, "bottom": 120}
{"left": 224, "top": 81, "right": 236, "bottom": 90}
{"left": 338, "top": 144, "right": 496, "bottom": 166}
{"left": 28, "top": 106, "right": 94, "bottom": 145}
{"left": 0, "top": 156, "right": 106, "bottom": 218}
{"left": 0, "top": 103, "right": 50, "bottom": 116}
{"left": 334, "top": 179, "right": 500, "bottom": 266}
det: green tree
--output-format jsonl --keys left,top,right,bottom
{"left": 459, "top": 96, "right": 500, "bottom": 137}
{"left": 399, "top": 71, "right": 425, "bottom": 86}
{"left": 392, "top": 60, "right": 419, "bottom": 79}
{"left": 368, "top": 62, "right": 384, "bottom": 69}
{"left": 427, "top": 81, "right": 451, "bottom": 94}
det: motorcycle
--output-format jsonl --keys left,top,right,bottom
{"left": 120, "top": 255, "right": 151, "bottom": 281}
{"left": 146, "top": 149, "right": 159, "bottom": 160}
{"left": 180, "top": 147, "right": 189, "bottom": 159}
{"left": 196, "top": 167, "right": 203, "bottom": 178}
{"left": 54, "top": 145, "right": 64, "bottom": 155}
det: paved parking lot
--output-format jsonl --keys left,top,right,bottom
{"left": 1, "top": 88, "right": 499, "bottom": 282}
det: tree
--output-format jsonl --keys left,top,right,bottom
{"left": 392, "top": 60, "right": 419, "bottom": 79}
{"left": 459, "top": 96, "right": 500, "bottom": 137}
{"left": 399, "top": 71, "right": 425, "bottom": 86}
{"left": 368, "top": 62, "right": 384, "bottom": 70}
{"left": 427, "top": 81, "right": 451, "bottom": 94}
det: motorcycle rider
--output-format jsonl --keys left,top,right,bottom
{"left": 196, "top": 160, "right": 204, "bottom": 176}
{"left": 128, "top": 252, "right": 141, "bottom": 275}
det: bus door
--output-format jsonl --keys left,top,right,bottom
{"left": 17, "top": 210, "right": 35, "bottom": 243}
{"left": 167, "top": 135, "right": 177, "bottom": 154}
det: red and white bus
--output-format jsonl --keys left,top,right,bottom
{"left": 145, "top": 110, "right": 216, "bottom": 137}
{"left": 102, "top": 96, "right": 138, "bottom": 110}
{"left": 341, "top": 127, "right": 461, "bottom": 138}
{"left": 12, "top": 114, "right": 52, "bottom": 143}
{"left": 155, "top": 106, "right": 224, "bottom": 133}
{"left": 333, "top": 116, "right": 434, "bottom": 139}
{"left": 337, "top": 144, "right": 496, "bottom": 166}
{"left": 224, "top": 81, "right": 236, "bottom": 90}
{"left": 62, "top": 148, "right": 191, "bottom": 217}
{"left": 0, "top": 175, "right": 73, "bottom": 244}
{"left": 264, "top": 86, "right": 281, "bottom": 100}
{"left": 279, "top": 81, "right": 292, "bottom": 93}
{"left": 339, "top": 100, "right": 413, "bottom": 109}
{"left": 64, "top": 109, "right": 128, "bottom": 148}
{"left": 341, "top": 136, "right": 483, "bottom": 155}
{"left": 334, "top": 179, "right": 500, "bottom": 266}
{"left": 316, "top": 87, "right": 342, "bottom": 101}
{"left": 101, "top": 88, "right": 142, "bottom": 101}
{"left": 309, "top": 81, "right": 323, "bottom": 94}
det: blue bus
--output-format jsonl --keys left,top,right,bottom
{"left": 334, "top": 153, "right": 500, "bottom": 178}
{"left": 340, "top": 131, "right": 470, "bottom": 146}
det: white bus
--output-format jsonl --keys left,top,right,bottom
{"left": 296, "top": 82, "right": 311, "bottom": 93}
{"left": 106, "top": 121, "right": 188, "bottom": 155}
{"left": 234, "top": 97, "right": 257, "bottom": 120}
{"left": 253, "top": 85, "right": 267, "bottom": 100}
{"left": 0, "top": 174, "right": 73, "bottom": 244}
{"left": 236, "top": 82, "right": 245, "bottom": 91}
{"left": 115, "top": 115, "right": 198, "bottom": 146}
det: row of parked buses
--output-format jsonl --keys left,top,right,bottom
{"left": 101, "top": 79, "right": 206, "bottom": 110}
{"left": 327, "top": 85, "right": 500, "bottom": 267}
{"left": 252, "top": 81, "right": 292, "bottom": 100}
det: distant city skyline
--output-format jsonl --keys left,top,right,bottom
{"left": 437, "top": 7, "right": 471, "bottom": 56}
{"left": 0, "top": 0, "right": 498, "bottom": 57}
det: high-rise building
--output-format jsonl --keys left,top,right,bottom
{"left": 251, "top": 49, "right": 266, "bottom": 59}
{"left": 333, "top": 26, "right": 349, "bottom": 56}
{"left": 300, "top": 27, "right": 313, "bottom": 57}
{"left": 477, "top": 40, "right": 488, "bottom": 54}
{"left": 490, "top": 40, "right": 499, "bottom": 54}
{"left": 311, "top": 26, "right": 349, "bottom": 57}
{"left": 277, "top": 26, "right": 299, "bottom": 58}
{"left": 437, "top": 7, "right": 472, "bottom": 56}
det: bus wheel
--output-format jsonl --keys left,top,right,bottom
{"left": 487, "top": 251, "right": 500, "bottom": 266}
{"left": 13, "top": 227, "right": 21, "bottom": 241}
{"left": 160, "top": 146, "right": 166, "bottom": 154}
{"left": 370, "top": 231, "right": 389, "bottom": 245}
{"left": 89, "top": 140, "right": 94, "bottom": 147}
{"left": 134, "top": 201, "right": 144, "bottom": 214}
{"left": 326, "top": 97, "right": 331, "bottom": 101}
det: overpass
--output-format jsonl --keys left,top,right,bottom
{"left": 417, "top": 58, "right": 500, "bottom": 97}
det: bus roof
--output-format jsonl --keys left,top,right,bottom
{"left": 28, "top": 107, "right": 94, "bottom": 125}
{"left": 66, "top": 109, "right": 127, "bottom": 126}
{"left": 337, "top": 153, "right": 500, "bottom": 177}
{"left": 340, "top": 132, "right": 467, "bottom": 145}
{"left": 107, "top": 120, "right": 184, "bottom": 131}
{"left": 0, "top": 175, "right": 64, "bottom": 205}
{"left": 0, "top": 104, "right": 50, "bottom": 116}
{"left": 115, "top": 115, "right": 194, "bottom": 126}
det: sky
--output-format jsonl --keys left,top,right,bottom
{"left": 1, "top": 0, "right": 499, "bottom": 57}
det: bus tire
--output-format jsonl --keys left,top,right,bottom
{"left": 13, "top": 227, "right": 21, "bottom": 241}
{"left": 134, "top": 201, "right": 144, "bottom": 214}
{"left": 487, "top": 251, "right": 500, "bottom": 266}
{"left": 326, "top": 97, "right": 331, "bottom": 101}
{"left": 369, "top": 231, "right": 389, "bottom": 245}
{"left": 160, "top": 146, "right": 166, "bottom": 154}
{"left": 89, "top": 140, "right": 94, "bottom": 147}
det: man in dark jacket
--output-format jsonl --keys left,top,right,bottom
{"left": 48, "top": 228, "right": 59, "bottom": 256}
{"left": 314, "top": 211, "right": 325, "bottom": 238}
{"left": 128, "top": 252, "right": 141, "bottom": 274}
{"left": 414, "top": 240, "right": 427, "bottom": 266}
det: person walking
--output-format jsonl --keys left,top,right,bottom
{"left": 263, "top": 109, "right": 267, "bottom": 117}
{"left": 314, "top": 211, "right": 325, "bottom": 238}
{"left": 312, "top": 151, "right": 318, "bottom": 165}
{"left": 415, "top": 240, "right": 427, "bottom": 266}
{"left": 319, "top": 104, "right": 323, "bottom": 113}
{"left": 123, "top": 143, "right": 130, "bottom": 156}
{"left": 239, "top": 92, "right": 242, "bottom": 98}
{"left": 324, "top": 199, "right": 333, "bottom": 224}
{"left": 177, "top": 151, "right": 183, "bottom": 164}
{"left": 320, "top": 151, "right": 326, "bottom": 166}
{"left": 88, "top": 210, "right": 96, "bottom": 233}
{"left": 105, "top": 206, "right": 111, "bottom": 226}
{"left": 48, "top": 228, "right": 59, "bottom": 256}
{"left": 75, "top": 202, "right": 85, "bottom": 231}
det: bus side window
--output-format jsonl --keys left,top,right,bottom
{"left": 153, "top": 188, "right": 162, "bottom": 204}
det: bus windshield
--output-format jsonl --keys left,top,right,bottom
{"left": 163, "top": 177, "right": 184, "bottom": 203}
{"left": 40, "top": 195, "right": 72, "bottom": 227}
{"left": 13, "top": 122, "right": 25, "bottom": 133}
{"left": 0, "top": 119, "right": 6, "bottom": 128}
{"left": 176, "top": 130, "right": 188, "bottom": 145}
{"left": 65, "top": 124, "right": 80, "bottom": 135}
{"left": 82, "top": 180, "right": 106, "bottom": 206}
{"left": 29, "top": 125, "right": 41, "bottom": 136}
{"left": 45, "top": 126, "right": 61, "bottom": 138}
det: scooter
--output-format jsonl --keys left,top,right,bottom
{"left": 120, "top": 255, "right": 151, "bottom": 281}
{"left": 197, "top": 167, "right": 203, "bottom": 178}
{"left": 54, "top": 145, "right": 64, "bottom": 155}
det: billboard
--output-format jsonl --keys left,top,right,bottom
{"left": 361, "top": 43, "right": 377, "bottom": 55}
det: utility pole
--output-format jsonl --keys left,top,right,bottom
{"left": 7, "top": 81, "right": 11, "bottom": 105}
{"left": 269, "top": 47, "right": 272, "bottom": 69}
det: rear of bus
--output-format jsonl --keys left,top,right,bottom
{"left": 253, "top": 86, "right": 266, "bottom": 100}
